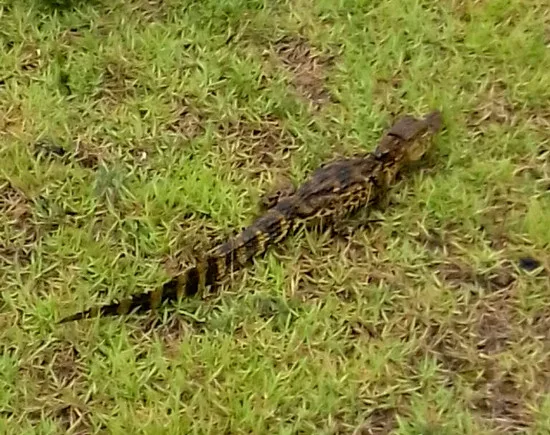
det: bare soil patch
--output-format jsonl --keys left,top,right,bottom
{"left": 474, "top": 292, "right": 514, "bottom": 356}
{"left": 274, "top": 36, "right": 334, "bottom": 107}
{"left": 472, "top": 367, "right": 532, "bottom": 433}
{"left": 215, "top": 114, "right": 298, "bottom": 176}
{"left": 0, "top": 181, "right": 38, "bottom": 266}
{"left": 166, "top": 99, "right": 206, "bottom": 141}
{"left": 21, "top": 340, "right": 92, "bottom": 434}
{"left": 97, "top": 58, "right": 138, "bottom": 104}
{"left": 352, "top": 408, "right": 397, "bottom": 435}
{"left": 124, "top": 0, "right": 170, "bottom": 23}
{"left": 436, "top": 259, "right": 516, "bottom": 292}
{"left": 468, "top": 80, "right": 518, "bottom": 133}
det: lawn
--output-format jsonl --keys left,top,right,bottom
{"left": 1, "top": 0, "right": 550, "bottom": 433}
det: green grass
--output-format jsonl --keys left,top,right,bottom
{"left": 1, "top": 0, "right": 550, "bottom": 433}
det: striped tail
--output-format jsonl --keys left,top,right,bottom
{"left": 57, "top": 268, "right": 199, "bottom": 323}
{"left": 58, "top": 203, "right": 295, "bottom": 323}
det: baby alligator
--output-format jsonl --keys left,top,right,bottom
{"left": 59, "top": 110, "right": 443, "bottom": 323}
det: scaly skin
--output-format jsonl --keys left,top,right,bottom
{"left": 59, "top": 110, "right": 442, "bottom": 323}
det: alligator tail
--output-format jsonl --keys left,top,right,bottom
{"left": 59, "top": 204, "right": 295, "bottom": 323}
